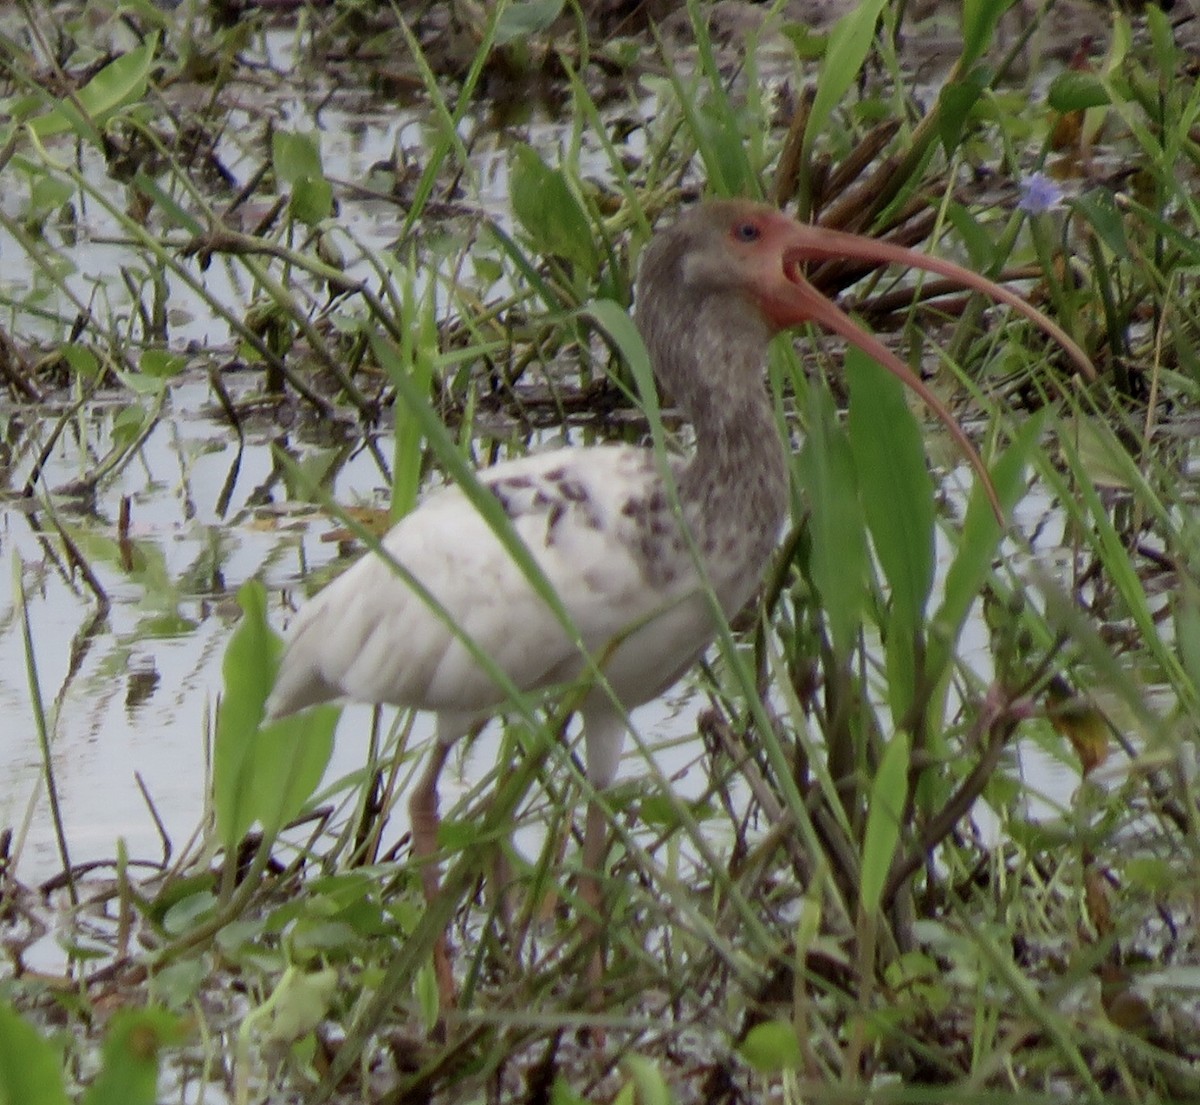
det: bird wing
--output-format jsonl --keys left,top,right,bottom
{"left": 266, "top": 445, "right": 712, "bottom": 719}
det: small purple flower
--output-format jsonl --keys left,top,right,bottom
{"left": 1018, "top": 171, "right": 1065, "bottom": 215}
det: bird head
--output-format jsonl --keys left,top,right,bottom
{"left": 639, "top": 199, "right": 1096, "bottom": 522}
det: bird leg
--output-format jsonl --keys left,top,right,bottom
{"left": 408, "top": 739, "right": 456, "bottom": 1012}
{"left": 578, "top": 709, "right": 623, "bottom": 1025}
{"left": 575, "top": 795, "right": 613, "bottom": 1048}
{"left": 580, "top": 796, "right": 610, "bottom": 992}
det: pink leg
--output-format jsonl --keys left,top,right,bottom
{"left": 579, "top": 709, "right": 623, "bottom": 1038}
{"left": 409, "top": 740, "right": 456, "bottom": 1012}
{"left": 581, "top": 796, "right": 609, "bottom": 992}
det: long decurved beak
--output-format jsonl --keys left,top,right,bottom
{"left": 769, "top": 223, "right": 1096, "bottom": 524}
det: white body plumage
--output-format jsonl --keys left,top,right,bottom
{"left": 266, "top": 444, "right": 759, "bottom": 788}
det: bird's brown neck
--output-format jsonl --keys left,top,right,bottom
{"left": 680, "top": 378, "right": 789, "bottom": 582}
{"left": 650, "top": 297, "right": 790, "bottom": 599}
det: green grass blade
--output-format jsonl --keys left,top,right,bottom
{"left": 1176, "top": 588, "right": 1200, "bottom": 695}
{"left": 684, "top": 0, "right": 758, "bottom": 195}
{"left": 800, "top": 0, "right": 889, "bottom": 190}
{"left": 860, "top": 729, "right": 909, "bottom": 915}
{"left": 961, "top": 0, "right": 1019, "bottom": 68}
{"left": 796, "top": 382, "right": 866, "bottom": 657}
{"left": 387, "top": 269, "right": 437, "bottom": 523}
{"left": 26, "top": 35, "right": 158, "bottom": 139}
{"left": 847, "top": 349, "right": 935, "bottom": 629}
{"left": 929, "top": 409, "right": 1048, "bottom": 681}
{"left": 846, "top": 347, "right": 934, "bottom": 723}
{"left": 15, "top": 551, "right": 75, "bottom": 901}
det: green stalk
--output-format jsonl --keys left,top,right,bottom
{"left": 14, "top": 556, "right": 75, "bottom": 906}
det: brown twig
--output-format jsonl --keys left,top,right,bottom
{"left": 882, "top": 687, "right": 1034, "bottom": 907}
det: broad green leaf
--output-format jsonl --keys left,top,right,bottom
{"left": 937, "top": 72, "right": 989, "bottom": 155}
{"left": 111, "top": 403, "right": 152, "bottom": 447}
{"left": 549, "top": 1079, "right": 591, "bottom": 1105}
{"left": 859, "top": 731, "right": 909, "bottom": 915}
{"left": 846, "top": 349, "right": 934, "bottom": 634}
{"left": 848, "top": 349, "right": 934, "bottom": 723}
{"left": 5, "top": 93, "right": 45, "bottom": 128}
{"left": 113, "top": 0, "right": 174, "bottom": 29}
{"left": 161, "top": 891, "right": 219, "bottom": 937}
{"left": 691, "top": 97, "right": 757, "bottom": 199}
{"left": 81, "top": 1008, "right": 184, "bottom": 1105}
{"left": 1073, "top": 415, "right": 1137, "bottom": 490}
{"left": 213, "top": 581, "right": 338, "bottom": 846}
{"left": 29, "top": 37, "right": 158, "bottom": 139}
{"left": 272, "top": 130, "right": 323, "bottom": 184}
{"left": 289, "top": 176, "right": 333, "bottom": 226}
{"left": 252, "top": 967, "right": 338, "bottom": 1045}
{"left": 883, "top": 951, "right": 951, "bottom": 1014}
{"left": 780, "top": 23, "right": 828, "bottom": 61}
{"left": 416, "top": 959, "right": 441, "bottom": 1032}
{"left": 139, "top": 349, "right": 185, "bottom": 379}
{"left": 289, "top": 919, "right": 359, "bottom": 955}
{"left": 802, "top": 0, "right": 888, "bottom": 161}
{"left": 245, "top": 702, "right": 337, "bottom": 842}
{"left": 962, "top": 0, "right": 1018, "bottom": 67}
{"left": 273, "top": 132, "right": 332, "bottom": 226}
{"left": 116, "top": 370, "right": 168, "bottom": 397}
{"left": 797, "top": 384, "right": 866, "bottom": 657}
{"left": 213, "top": 582, "right": 278, "bottom": 846}
{"left": 884, "top": 624, "right": 919, "bottom": 727}
{"left": 61, "top": 345, "right": 101, "bottom": 381}
{"left": 0, "top": 1003, "right": 69, "bottom": 1105}
{"left": 150, "top": 959, "right": 208, "bottom": 1010}
{"left": 28, "top": 173, "right": 74, "bottom": 216}
{"left": 739, "top": 1019, "right": 803, "bottom": 1073}
{"left": 494, "top": 0, "right": 565, "bottom": 45}
{"left": 1107, "top": 11, "right": 1133, "bottom": 74}
{"left": 510, "top": 145, "right": 599, "bottom": 276}
{"left": 1047, "top": 71, "right": 1111, "bottom": 113}
{"left": 1123, "top": 856, "right": 1174, "bottom": 893}
{"left": 437, "top": 816, "right": 482, "bottom": 852}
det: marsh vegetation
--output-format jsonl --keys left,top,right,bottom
{"left": 1, "top": 0, "right": 1199, "bottom": 1101}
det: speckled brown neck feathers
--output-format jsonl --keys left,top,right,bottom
{"left": 635, "top": 223, "right": 790, "bottom": 604}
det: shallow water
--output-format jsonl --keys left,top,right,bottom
{"left": 0, "top": 5, "right": 1118, "bottom": 893}
{"left": 0, "top": 391, "right": 1090, "bottom": 901}
{"left": 0, "top": 376, "right": 726, "bottom": 886}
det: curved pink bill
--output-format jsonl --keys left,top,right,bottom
{"left": 769, "top": 224, "right": 1097, "bottom": 525}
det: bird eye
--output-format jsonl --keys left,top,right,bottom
{"left": 732, "top": 222, "right": 761, "bottom": 243}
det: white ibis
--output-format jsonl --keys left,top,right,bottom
{"left": 265, "top": 199, "right": 1092, "bottom": 1009}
